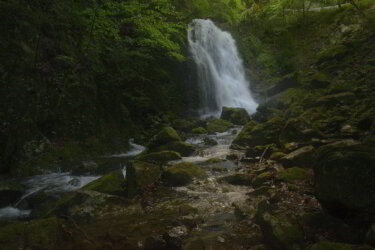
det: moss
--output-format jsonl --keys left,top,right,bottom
{"left": 84, "top": 170, "right": 124, "bottom": 195}
{"left": 219, "top": 174, "right": 253, "bottom": 186}
{"left": 232, "top": 117, "right": 284, "bottom": 149}
{"left": 126, "top": 161, "right": 161, "bottom": 196}
{"left": 203, "top": 137, "right": 218, "bottom": 146}
{"left": 280, "top": 146, "right": 315, "bottom": 168}
{"left": 276, "top": 167, "right": 310, "bottom": 182}
{"left": 220, "top": 107, "right": 250, "bottom": 125}
{"left": 162, "top": 162, "right": 206, "bottom": 186}
{"left": 136, "top": 151, "right": 181, "bottom": 164}
{"left": 191, "top": 127, "right": 207, "bottom": 134}
{"left": 148, "top": 127, "right": 181, "bottom": 148}
{"left": 317, "top": 44, "right": 349, "bottom": 64}
{"left": 252, "top": 172, "right": 273, "bottom": 188}
{"left": 206, "top": 119, "right": 233, "bottom": 133}
{"left": 316, "top": 92, "right": 356, "bottom": 106}
{"left": 210, "top": 166, "right": 228, "bottom": 172}
{"left": 0, "top": 217, "right": 60, "bottom": 250}
{"left": 257, "top": 212, "right": 304, "bottom": 250}
{"left": 308, "top": 241, "right": 355, "bottom": 250}
{"left": 151, "top": 141, "right": 195, "bottom": 157}
{"left": 270, "top": 152, "right": 286, "bottom": 160}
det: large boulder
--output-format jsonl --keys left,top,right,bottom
{"left": 136, "top": 151, "right": 181, "bottom": 164}
{"left": 314, "top": 143, "right": 375, "bottom": 217}
{"left": 148, "top": 127, "right": 181, "bottom": 148}
{"left": 83, "top": 170, "right": 125, "bottom": 195}
{"left": 280, "top": 146, "right": 315, "bottom": 168}
{"left": 126, "top": 161, "right": 161, "bottom": 196}
{"left": 256, "top": 212, "right": 304, "bottom": 250}
{"left": 206, "top": 119, "right": 233, "bottom": 133}
{"left": 231, "top": 117, "right": 284, "bottom": 149}
{"left": 308, "top": 241, "right": 372, "bottom": 250}
{"left": 151, "top": 141, "right": 195, "bottom": 157}
{"left": 220, "top": 107, "right": 250, "bottom": 125}
{"left": 162, "top": 162, "right": 205, "bottom": 186}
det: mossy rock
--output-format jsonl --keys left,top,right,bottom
{"left": 0, "top": 217, "right": 60, "bottom": 250}
{"left": 219, "top": 174, "right": 253, "bottom": 186}
{"left": 317, "top": 44, "right": 349, "bottom": 64}
{"left": 203, "top": 137, "right": 218, "bottom": 146}
{"left": 309, "top": 72, "right": 331, "bottom": 88}
{"left": 276, "top": 167, "right": 310, "bottom": 182}
{"left": 232, "top": 117, "right": 284, "bottom": 149}
{"left": 280, "top": 146, "right": 315, "bottom": 168}
{"left": 210, "top": 166, "right": 228, "bottom": 172}
{"left": 205, "top": 158, "right": 226, "bottom": 164}
{"left": 152, "top": 141, "right": 195, "bottom": 157}
{"left": 191, "top": 127, "right": 207, "bottom": 134}
{"left": 270, "top": 152, "right": 286, "bottom": 160}
{"left": 301, "top": 211, "right": 362, "bottom": 243}
{"left": 84, "top": 170, "right": 124, "bottom": 195}
{"left": 136, "top": 151, "right": 181, "bottom": 164}
{"left": 252, "top": 172, "right": 273, "bottom": 188}
{"left": 162, "top": 162, "right": 206, "bottom": 186}
{"left": 220, "top": 106, "right": 250, "bottom": 125}
{"left": 256, "top": 212, "right": 304, "bottom": 250}
{"left": 314, "top": 143, "right": 375, "bottom": 216}
{"left": 206, "top": 119, "right": 233, "bottom": 133}
{"left": 148, "top": 127, "right": 181, "bottom": 148}
{"left": 307, "top": 241, "right": 371, "bottom": 250}
{"left": 316, "top": 92, "right": 355, "bottom": 106}
{"left": 126, "top": 161, "right": 161, "bottom": 197}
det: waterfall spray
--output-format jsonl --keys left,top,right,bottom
{"left": 188, "top": 19, "right": 258, "bottom": 117}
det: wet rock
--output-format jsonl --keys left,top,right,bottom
{"left": 153, "top": 141, "right": 195, "bottom": 157}
{"left": 256, "top": 212, "right": 304, "bottom": 250}
{"left": 270, "top": 152, "right": 286, "bottom": 161}
{"left": 204, "top": 137, "right": 218, "bottom": 146}
{"left": 219, "top": 174, "right": 252, "bottom": 186}
{"left": 210, "top": 166, "right": 228, "bottom": 172}
{"left": 163, "top": 230, "right": 183, "bottom": 249}
{"left": 206, "top": 118, "right": 233, "bottom": 133}
{"left": 252, "top": 172, "right": 273, "bottom": 188}
{"left": 220, "top": 107, "right": 250, "bottom": 125}
{"left": 148, "top": 127, "right": 181, "bottom": 148}
{"left": 246, "top": 144, "right": 277, "bottom": 158}
{"left": 314, "top": 143, "right": 375, "bottom": 217}
{"left": 280, "top": 145, "right": 315, "bottom": 168}
{"left": 84, "top": 170, "right": 125, "bottom": 195}
{"left": 144, "top": 236, "right": 167, "bottom": 250}
{"left": 125, "top": 161, "right": 161, "bottom": 196}
{"left": 162, "top": 162, "right": 205, "bottom": 187}
{"left": 284, "top": 142, "right": 300, "bottom": 152}
{"left": 205, "top": 158, "right": 226, "bottom": 164}
{"left": 248, "top": 186, "right": 270, "bottom": 197}
{"left": 191, "top": 127, "right": 207, "bottom": 134}
{"left": 226, "top": 153, "right": 239, "bottom": 161}
{"left": 276, "top": 167, "right": 310, "bottom": 183}
{"left": 0, "top": 181, "right": 25, "bottom": 207}
{"left": 232, "top": 117, "right": 284, "bottom": 149}
{"left": 136, "top": 151, "right": 181, "bottom": 164}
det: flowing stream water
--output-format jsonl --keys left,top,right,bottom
{"left": 188, "top": 19, "right": 258, "bottom": 117}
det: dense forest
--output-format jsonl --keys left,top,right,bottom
{"left": 1, "top": 0, "right": 375, "bottom": 249}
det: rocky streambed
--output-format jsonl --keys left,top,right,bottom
{"left": 0, "top": 119, "right": 374, "bottom": 250}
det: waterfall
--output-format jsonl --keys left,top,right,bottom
{"left": 188, "top": 19, "right": 258, "bottom": 117}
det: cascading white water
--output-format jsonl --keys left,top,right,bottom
{"left": 188, "top": 19, "right": 258, "bottom": 117}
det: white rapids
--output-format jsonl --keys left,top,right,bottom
{"left": 188, "top": 19, "right": 258, "bottom": 117}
